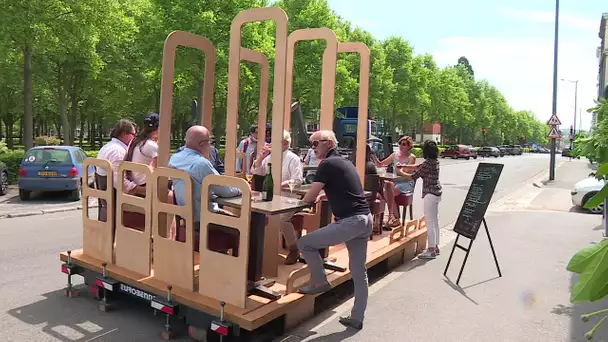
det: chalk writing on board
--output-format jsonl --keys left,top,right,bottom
{"left": 453, "top": 163, "right": 504, "bottom": 240}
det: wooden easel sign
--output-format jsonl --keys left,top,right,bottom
{"left": 444, "top": 163, "right": 504, "bottom": 286}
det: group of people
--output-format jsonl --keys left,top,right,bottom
{"left": 94, "top": 115, "right": 442, "bottom": 331}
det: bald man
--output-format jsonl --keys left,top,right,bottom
{"left": 169, "top": 126, "right": 241, "bottom": 250}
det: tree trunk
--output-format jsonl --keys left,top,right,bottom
{"left": 58, "top": 64, "right": 70, "bottom": 145}
{"left": 419, "top": 110, "right": 425, "bottom": 143}
{"left": 23, "top": 43, "right": 34, "bottom": 150}
{"left": 2, "top": 114, "right": 15, "bottom": 149}
{"left": 70, "top": 90, "right": 78, "bottom": 146}
{"left": 391, "top": 104, "right": 397, "bottom": 143}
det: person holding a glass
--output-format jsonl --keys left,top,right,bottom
{"left": 251, "top": 130, "right": 304, "bottom": 264}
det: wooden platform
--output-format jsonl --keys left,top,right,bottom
{"left": 60, "top": 221, "right": 427, "bottom": 332}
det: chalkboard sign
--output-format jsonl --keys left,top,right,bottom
{"left": 453, "top": 163, "right": 504, "bottom": 240}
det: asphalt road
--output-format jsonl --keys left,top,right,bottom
{"left": 0, "top": 153, "right": 563, "bottom": 341}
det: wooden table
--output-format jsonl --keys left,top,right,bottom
{"left": 216, "top": 195, "right": 312, "bottom": 300}
{"left": 377, "top": 169, "right": 406, "bottom": 181}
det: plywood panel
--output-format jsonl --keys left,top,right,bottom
{"left": 151, "top": 167, "right": 195, "bottom": 291}
{"left": 285, "top": 28, "right": 338, "bottom": 130}
{"left": 337, "top": 42, "right": 371, "bottom": 186}
{"left": 198, "top": 175, "right": 251, "bottom": 308}
{"left": 157, "top": 30, "right": 216, "bottom": 167}
{"left": 115, "top": 162, "right": 153, "bottom": 276}
{"left": 224, "top": 7, "right": 289, "bottom": 200}
{"left": 82, "top": 158, "right": 114, "bottom": 263}
{"left": 241, "top": 47, "right": 269, "bottom": 160}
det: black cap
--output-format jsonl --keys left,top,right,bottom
{"left": 144, "top": 113, "right": 160, "bottom": 130}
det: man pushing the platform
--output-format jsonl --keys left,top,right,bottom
{"left": 299, "top": 130, "right": 373, "bottom": 330}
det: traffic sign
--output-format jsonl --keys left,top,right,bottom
{"left": 547, "top": 114, "right": 561, "bottom": 126}
{"left": 547, "top": 126, "right": 561, "bottom": 139}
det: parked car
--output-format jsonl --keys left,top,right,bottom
{"left": 510, "top": 145, "right": 523, "bottom": 155}
{"left": 562, "top": 148, "right": 572, "bottom": 157}
{"left": 466, "top": 146, "right": 478, "bottom": 159}
{"left": 571, "top": 176, "right": 605, "bottom": 214}
{"left": 440, "top": 145, "right": 473, "bottom": 160}
{"left": 497, "top": 145, "right": 512, "bottom": 155}
{"left": 0, "top": 161, "right": 8, "bottom": 196}
{"left": 478, "top": 146, "right": 501, "bottom": 158}
{"left": 18, "top": 146, "right": 95, "bottom": 201}
{"left": 496, "top": 146, "right": 507, "bottom": 156}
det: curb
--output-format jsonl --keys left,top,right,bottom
{"left": 0, "top": 204, "right": 99, "bottom": 220}
{"left": 531, "top": 160, "right": 567, "bottom": 188}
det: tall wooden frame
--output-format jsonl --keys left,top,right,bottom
{"left": 151, "top": 167, "right": 196, "bottom": 291}
{"left": 82, "top": 158, "right": 114, "bottom": 263}
{"left": 224, "top": 7, "right": 289, "bottom": 198}
{"left": 240, "top": 47, "right": 270, "bottom": 166}
{"left": 198, "top": 175, "right": 252, "bottom": 308}
{"left": 284, "top": 28, "right": 338, "bottom": 130}
{"left": 338, "top": 42, "right": 371, "bottom": 184}
{"left": 157, "top": 30, "right": 216, "bottom": 166}
{"left": 115, "top": 162, "right": 153, "bottom": 276}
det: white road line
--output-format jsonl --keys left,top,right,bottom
{"left": 84, "top": 328, "right": 118, "bottom": 342}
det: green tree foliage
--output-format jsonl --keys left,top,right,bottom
{"left": 0, "top": 0, "right": 548, "bottom": 149}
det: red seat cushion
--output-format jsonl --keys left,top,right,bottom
{"left": 176, "top": 225, "right": 239, "bottom": 253}
{"left": 122, "top": 211, "right": 146, "bottom": 231}
{"left": 395, "top": 193, "right": 413, "bottom": 206}
{"left": 290, "top": 213, "right": 304, "bottom": 232}
{"left": 370, "top": 199, "right": 386, "bottom": 214}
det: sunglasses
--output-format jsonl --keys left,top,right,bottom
{"left": 310, "top": 139, "right": 328, "bottom": 148}
{"left": 399, "top": 142, "right": 409, "bottom": 146}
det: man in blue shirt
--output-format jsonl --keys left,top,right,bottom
{"left": 169, "top": 125, "right": 241, "bottom": 251}
{"left": 175, "top": 136, "right": 224, "bottom": 174}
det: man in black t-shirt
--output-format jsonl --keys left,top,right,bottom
{"left": 299, "top": 130, "right": 373, "bottom": 330}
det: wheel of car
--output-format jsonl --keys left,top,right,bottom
{"left": 19, "top": 189, "right": 30, "bottom": 201}
{"left": 582, "top": 192, "right": 604, "bottom": 214}
{"left": 70, "top": 180, "right": 82, "bottom": 201}
{"left": 0, "top": 171, "right": 8, "bottom": 196}
{"left": 465, "top": 157, "right": 470, "bottom": 160}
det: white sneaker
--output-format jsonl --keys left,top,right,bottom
{"left": 419, "top": 250, "right": 436, "bottom": 259}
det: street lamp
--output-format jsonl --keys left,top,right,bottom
{"left": 561, "top": 78, "right": 578, "bottom": 140}
{"left": 549, "top": 0, "right": 559, "bottom": 181}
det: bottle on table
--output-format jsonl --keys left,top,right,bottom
{"left": 262, "top": 163, "right": 274, "bottom": 201}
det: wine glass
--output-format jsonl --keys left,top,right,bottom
{"left": 286, "top": 179, "right": 298, "bottom": 203}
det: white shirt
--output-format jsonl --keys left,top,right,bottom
{"left": 252, "top": 150, "right": 303, "bottom": 186}
{"left": 130, "top": 139, "right": 158, "bottom": 185}
{"left": 236, "top": 137, "right": 257, "bottom": 175}
{"left": 304, "top": 148, "right": 317, "bottom": 166}
{"left": 96, "top": 138, "right": 138, "bottom": 192}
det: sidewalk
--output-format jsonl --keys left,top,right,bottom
{"left": 280, "top": 159, "right": 608, "bottom": 342}
{"left": 283, "top": 211, "right": 605, "bottom": 342}
{"left": 0, "top": 186, "right": 97, "bottom": 219}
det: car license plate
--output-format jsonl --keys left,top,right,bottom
{"left": 38, "top": 171, "right": 57, "bottom": 176}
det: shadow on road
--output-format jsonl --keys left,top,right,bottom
{"left": 4, "top": 190, "right": 78, "bottom": 205}
{"left": 7, "top": 285, "right": 184, "bottom": 341}
{"left": 565, "top": 273, "right": 608, "bottom": 341}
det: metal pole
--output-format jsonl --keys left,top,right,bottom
{"left": 573, "top": 81, "right": 578, "bottom": 133}
{"left": 549, "top": 0, "right": 559, "bottom": 181}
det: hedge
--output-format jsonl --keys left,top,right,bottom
{"left": 0, "top": 150, "right": 25, "bottom": 184}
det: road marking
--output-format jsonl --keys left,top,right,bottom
{"left": 84, "top": 328, "right": 118, "bottom": 341}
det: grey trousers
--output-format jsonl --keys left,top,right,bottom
{"left": 297, "top": 213, "right": 373, "bottom": 322}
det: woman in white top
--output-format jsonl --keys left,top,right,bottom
{"left": 124, "top": 113, "right": 160, "bottom": 186}
{"left": 376, "top": 136, "right": 416, "bottom": 228}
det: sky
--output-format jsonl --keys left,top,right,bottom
{"left": 326, "top": 0, "right": 606, "bottom": 131}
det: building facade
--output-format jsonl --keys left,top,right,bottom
{"left": 594, "top": 13, "right": 608, "bottom": 128}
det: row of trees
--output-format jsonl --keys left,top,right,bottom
{"left": 0, "top": 0, "right": 549, "bottom": 151}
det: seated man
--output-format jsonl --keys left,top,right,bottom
{"left": 169, "top": 125, "right": 241, "bottom": 253}
{"left": 251, "top": 130, "right": 303, "bottom": 264}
